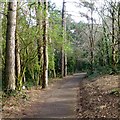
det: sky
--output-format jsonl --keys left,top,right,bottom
{"left": 50, "top": 0, "right": 103, "bottom": 23}
{"left": 51, "top": 0, "right": 86, "bottom": 23}
{"left": 50, "top": 0, "right": 118, "bottom": 23}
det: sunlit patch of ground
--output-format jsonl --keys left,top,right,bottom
{"left": 2, "top": 77, "right": 69, "bottom": 118}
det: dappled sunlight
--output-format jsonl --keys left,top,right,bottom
{"left": 1, "top": 0, "right": 120, "bottom": 118}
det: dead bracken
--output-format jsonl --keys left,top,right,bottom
{"left": 77, "top": 75, "right": 120, "bottom": 118}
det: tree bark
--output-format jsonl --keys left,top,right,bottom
{"left": 0, "top": 3, "right": 4, "bottom": 89}
{"left": 42, "top": 0, "right": 48, "bottom": 88}
{"left": 111, "top": 6, "right": 115, "bottom": 69}
{"left": 61, "top": 48, "right": 64, "bottom": 78}
{"left": 15, "top": 5, "right": 21, "bottom": 88}
{"left": 61, "top": 0, "right": 67, "bottom": 77}
{"left": 90, "top": 7, "right": 94, "bottom": 73}
{"left": 118, "top": 2, "right": 120, "bottom": 64}
{"left": 64, "top": 1, "right": 67, "bottom": 77}
{"left": 103, "top": 23, "right": 110, "bottom": 65}
{"left": 36, "top": 0, "right": 43, "bottom": 85}
{"left": 5, "top": 1, "right": 17, "bottom": 90}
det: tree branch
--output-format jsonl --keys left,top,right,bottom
{"left": 0, "top": 12, "right": 7, "bottom": 17}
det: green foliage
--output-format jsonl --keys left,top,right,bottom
{"left": 2, "top": 90, "right": 29, "bottom": 102}
{"left": 87, "top": 65, "right": 118, "bottom": 79}
{"left": 3, "top": 89, "right": 18, "bottom": 97}
{"left": 24, "top": 80, "right": 35, "bottom": 89}
{"left": 110, "top": 88, "right": 120, "bottom": 97}
{"left": 2, "top": 1, "right": 120, "bottom": 93}
{"left": 67, "top": 56, "right": 76, "bottom": 74}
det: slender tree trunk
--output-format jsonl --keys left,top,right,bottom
{"left": 111, "top": 6, "right": 115, "bottom": 69}
{"left": 61, "top": 0, "right": 64, "bottom": 78}
{"left": 0, "top": 3, "right": 4, "bottom": 89}
{"left": 61, "top": 48, "right": 64, "bottom": 78}
{"left": 103, "top": 24, "right": 110, "bottom": 65}
{"left": 49, "top": 37, "right": 56, "bottom": 78}
{"left": 90, "top": 8, "right": 94, "bottom": 73}
{"left": 64, "top": 2, "right": 67, "bottom": 77}
{"left": 15, "top": 32, "right": 21, "bottom": 79}
{"left": 64, "top": 54, "right": 67, "bottom": 76}
{"left": 105, "top": 37, "right": 110, "bottom": 65}
{"left": 15, "top": 6, "right": 21, "bottom": 88}
{"left": 61, "top": 0, "right": 67, "bottom": 77}
{"left": 36, "top": 0, "right": 43, "bottom": 85}
{"left": 53, "top": 65, "right": 56, "bottom": 78}
{"left": 52, "top": 48, "right": 56, "bottom": 78}
{"left": 5, "top": 1, "right": 17, "bottom": 90}
{"left": 118, "top": 2, "right": 120, "bottom": 64}
{"left": 42, "top": 0, "right": 48, "bottom": 88}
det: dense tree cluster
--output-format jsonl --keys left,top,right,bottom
{"left": 1, "top": 0, "right": 120, "bottom": 92}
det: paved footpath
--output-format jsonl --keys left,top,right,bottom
{"left": 21, "top": 73, "right": 86, "bottom": 119}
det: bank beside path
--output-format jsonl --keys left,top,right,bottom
{"left": 77, "top": 74, "right": 120, "bottom": 118}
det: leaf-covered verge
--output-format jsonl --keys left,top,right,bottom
{"left": 77, "top": 75, "right": 120, "bottom": 118}
{"left": 2, "top": 77, "right": 62, "bottom": 118}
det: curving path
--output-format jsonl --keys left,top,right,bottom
{"left": 21, "top": 73, "right": 86, "bottom": 119}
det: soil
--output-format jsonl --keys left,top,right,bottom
{"left": 2, "top": 73, "right": 120, "bottom": 119}
{"left": 2, "top": 73, "right": 86, "bottom": 119}
{"left": 77, "top": 74, "right": 120, "bottom": 118}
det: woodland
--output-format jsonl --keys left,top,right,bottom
{"left": 0, "top": 0, "right": 120, "bottom": 118}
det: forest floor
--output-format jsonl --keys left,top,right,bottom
{"left": 2, "top": 73, "right": 120, "bottom": 119}
{"left": 2, "top": 73, "right": 86, "bottom": 119}
{"left": 77, "top": 74, "right": 120, "bottom": 118}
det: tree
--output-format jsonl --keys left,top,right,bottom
{"left": 118, "top": 2, "right": 120, "bottom": 64}
{"left": 61, "top": 0, "right": 67, "bottom": 77}
{"left": 42, "top": 0, "right": 48, "bottom": 88}
{"left": 15, "top": 4, "right": 21, "bottom": 89}
{"left": 89, "top": 2, "right": 94, "bottom": 73}
{"left": 0, "top": 3, "right": 4, "bottom": 89}
{"left": 63, "top": 1, "right": 67, "bottom": 77}
{"left": 5, "top": 0, "right": 17, "bottom": 90}
{"left": 110, "top": 2, "right": 116, "bottom": 70}
{"left": 36, "top": 0, "right": 43, "bottom": 85}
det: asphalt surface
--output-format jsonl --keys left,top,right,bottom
{"left": 21, "top": 73, "right": 86, "bottom": 119}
